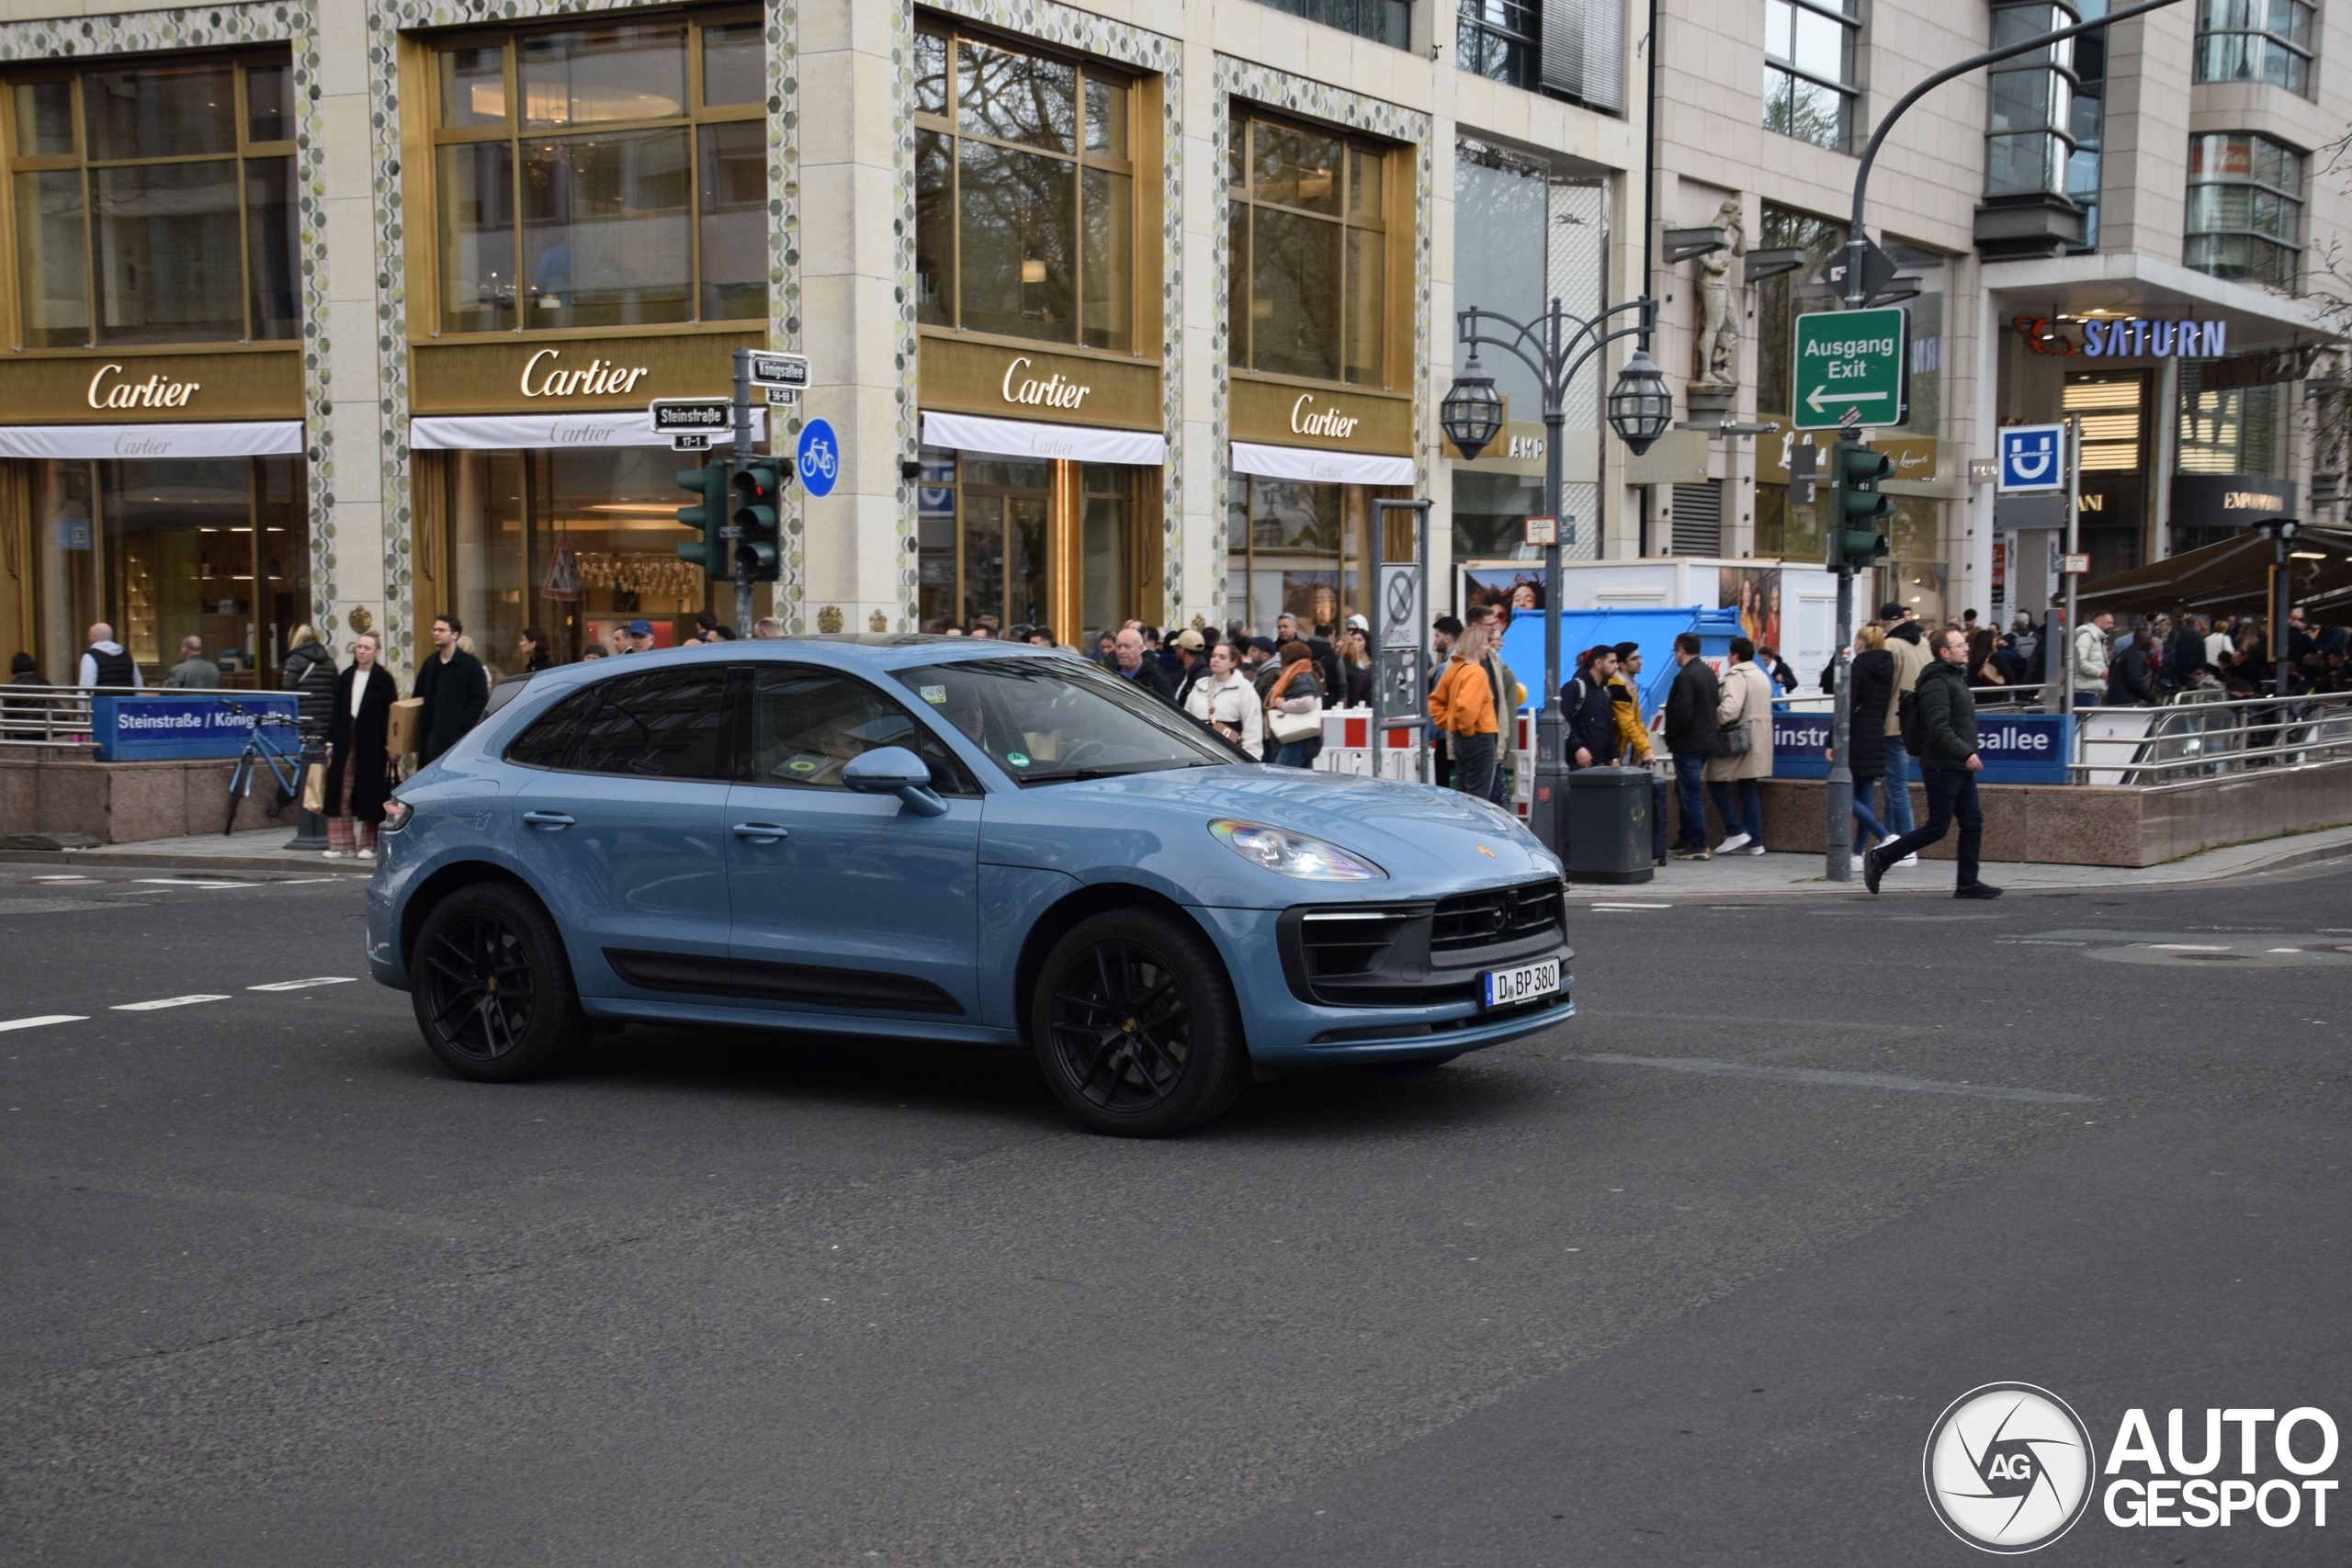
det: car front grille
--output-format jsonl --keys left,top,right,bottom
{"left": 1280, "top": 879, "right": 1569, "bottom": 1010}
{"left": 1430, "top": 880, "right": 1566, "bottom": 955}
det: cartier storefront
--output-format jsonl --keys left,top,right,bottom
{"left": 911, "top": 17, "right": 1166, "bottom": 641}
{"left": 401, "top": 8, "right": 770, "bottom": 667}
{"left": 0, "top": 48, "right": 310, "bottom": 687}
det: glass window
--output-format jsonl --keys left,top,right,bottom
{"left": 1764, "top": 0, "right": 1860, "bottom": 153}
{"left": 1227, "top": 110, "right": 1392, "bottom": 386}
{"left": 892, "top": 657, "right": 1232, "bottom": 784}
{"left": 568, "top": 667, "right": 732, "bottom": 778}
{"left": 424, "top": 13, "right": 763, "bottom": 333}
{"left": 2195, "top": 0, "right": 2314, "bottom": 96}
{"left": 749, "top": 666, "right": 974, "bottom": 793}
{"left": 1224, "top": 475, "right": 1398, "bottom": 634}
{"left": 5, "top": 52, "right": 299, "bottom": 345}
{"left": 2185, "top": 131, "right": 2303, "bottom": 290}
{"left": 1754, "top": 204, "right": 1847, "bottom": 417}
{"left": 911, "top": 24, "right": 1137, "bottom": 353}
{"left": 2177, "top": 365, "right": 2291, "bottom": 477}
{"left": 2068, "top": 0, "right": 2109, "bottom": 250}
{"left": 505, "top": 684, "right": 599, "bottom": 768}
{"left": 1984, "top": 2, "right": 2079, "bottom": 197}
{"left": 1457, "top": 1, "right": 1538, "bottom": 89}
{"left": 1252, "top": 0, "right": 1412, "bottom": 50}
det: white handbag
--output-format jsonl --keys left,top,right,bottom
{"left": 1267, "top": 707, "right": 1321, "bottom": 745}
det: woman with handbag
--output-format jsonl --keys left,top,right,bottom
{"left": 1183, "top": 640, "right": 1266, "bottom": 761}
{"left": 1264, "top": 639, "right": 1325, "bottom": 768}
{"left": 1703, "top": 637, "right": 1775, "bottom": 855}
{"left": 323, "top": 633, "right": 399, "bottom": 861}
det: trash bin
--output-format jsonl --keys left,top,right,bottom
{"left": 1565, "top": 766, "right": 1654, "bottom": 885}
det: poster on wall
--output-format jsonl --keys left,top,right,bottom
{"left": 1459, "top": 562, "right": 1548, "bottom": 629}
{"left": 1717, "top": 566, "right": 1782, "bottom": 652}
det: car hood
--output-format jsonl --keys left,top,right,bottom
{"left": 979, "top": 764, "right": 1562, "bottom": 905}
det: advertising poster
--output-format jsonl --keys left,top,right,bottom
{"left": 1717, "top": 565, "right": 1782, "bottom": 651}
{"left": 1459, "top": 563, "right": 1547, "bottom": 634}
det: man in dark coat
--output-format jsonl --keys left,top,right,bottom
{"left": 1110, "top": 626, "right": 1177, "bottom": 705}
{"left": 1661, "top": 633, "right": 1719, "bottom": 859}
{"left": 2106, "top": 632, "right": 2156, "bottom": 706}
{"left": 1866, "top": 628, "right": 1998, "bottom": 898}
{"left": 1560, "top": 646, "right": 1622, "bottom": 768}
{"left": 413, "top": 613, "right": 489, "bottom": 765}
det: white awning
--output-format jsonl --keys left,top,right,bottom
{"left": 409, "top": 410, "right": 767, "bottom": 450}
{"left": 1230, "top": 441, "right": 1415, "bottom": 486}
{"left": 922, "top": 410, "right": 1165, "bottom": 466}
{"left": 0, "top": 421, "right": 303, "bottom": 459}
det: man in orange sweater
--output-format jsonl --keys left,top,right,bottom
{"left": 1429, "top": 617, "right": 1499, "bottom": 799}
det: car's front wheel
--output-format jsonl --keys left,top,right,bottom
{"left": 1029, "top": 909, "right": 1247, "bottom": 1136}
{"left": 411, "top": 882, "right": 582, "bottom": 1083}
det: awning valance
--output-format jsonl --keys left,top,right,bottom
{"left": 409, "top": 411, "right": 766, "bottom": 450}
{"left": 0, "top": 422, "right": 303, "bottom": 459}
{"left": 1229, "top": 441, "right": 1415, "bottom": 487}
{"left": 921, "top": 411, "right": 1165, "bottom": 466}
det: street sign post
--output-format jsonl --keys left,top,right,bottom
{"left": 747, "top": 353, "right": 810, "bottom": 395}
{"left": 1792, "top": 307, "right": 1909, "bottom": 431}
{"left": 797, "top": 418, "right": 841, "bottom": 499}
{"left": 1370, "top": 501, "right": 1432, "bottom": 782}
{"left": 1996, "top": 423, "right": 2067, "bottom": 492}
{"left": 650, "top": 397, "right": 732, "bottom": 438}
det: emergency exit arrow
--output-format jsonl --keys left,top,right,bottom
{"left": 1806, "top": 386, "right": 1892, "bottom": 413}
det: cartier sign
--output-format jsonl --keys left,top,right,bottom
{"left": 518, "top": 348, "right": 650, "bottom": 399}
{"left": 86, "top": 363, "right": 202, "bottom": 410}
{"left": 407, "top": 332, "right": 766, "bottom": 415}
{"left": 0, "top": 350, "right": 300, "bottom": 423}
{"left": 916, "top": 332, "right": 1159, "bottom": 430}
{"left": 1290, "top": 393, "right": 1361, "bottom": 439}
{"left": 1000, "top": 355, "right": 1091, "bottom": 411}
{"left": 1229, "top": 374, "right": 1410, "bottom": 455}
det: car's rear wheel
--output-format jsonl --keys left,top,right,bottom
{"left": 411, "top": 883, "right": 582, "bottom": 1083}
{"left": 1029, "top": 909, "right": 1247, "bottom": 1137}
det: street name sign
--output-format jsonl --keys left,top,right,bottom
{"left": 650, "top": 397, "right": 732, "bottom": 436}
{"left": 1792, "top": 307, "right": 1909, "bottom": 431}
{"left": 748, "top": 353, "right": 810, "bottom": 392}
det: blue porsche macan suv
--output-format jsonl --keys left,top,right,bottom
{"left": 366, "top": 637, "right": 1575, "bottom": 1135}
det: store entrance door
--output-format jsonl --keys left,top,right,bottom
{"left": 916, "top": 449, "right": 1151, "bottom": 644}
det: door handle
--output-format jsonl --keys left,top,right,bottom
{"left": 521, "top": 810, "right": 574, "bottom": 829}
{"left": 731, "top": 821, "right": 790, "bottom": 843}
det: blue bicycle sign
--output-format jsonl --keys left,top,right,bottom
{"left": 797, "top": 419, "right": 841, "bottom": 498}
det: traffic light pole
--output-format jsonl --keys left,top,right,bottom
{"left": 730, "top": 349, "right": 756, "bottom": 640}
{"left": 1826, "top": 436, "right": 1857, "bottom": 885}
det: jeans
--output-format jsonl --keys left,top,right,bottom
{"left": 1487, "top": 742, "right": 1510, "bottom": 807}
{"left": 1880, "top": 768, "right": 1984, "bottom": 886}
{"left": 1272, "top": 739, "right": 1314, "bottom": 768}
{"left": 1670, "top": 751, "right": 1710, "bottom": 848}
{"left": 1708, "top": 778, "right": 1764, "bottom": 844}
{"left": 1879, "top": 735, "right": 1917, "bottom": 836}
{"left": 1849, "top": 773, "right": 1892, "bottom": 853}
{"left": 1452, "top": 730, "right": 1498, "bottom": 800}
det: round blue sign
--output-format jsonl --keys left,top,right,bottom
{"left": 797, "top": 418, "right": 841, "bottom": 499}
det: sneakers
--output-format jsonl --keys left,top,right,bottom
{"left": 322, "top": 850, "right": 345, "bottom": 859}
{"left": 1738, "top": 841, "right": 1767, "bottom": 856}
{"left": 356, "top": 848, "right": 376, "bottom": 862}
{"left": 1669, "top": 843, "right": 1712, "bottom": 861}
{"left": 1715, "top": 831, "right": 1752, "bottom": 854}
{"left": 1954, "top": 881, "right": 2005, "bottom": 900}
{"left": 1862, "top": 847, "right": 1886, "bottom": 895}
{"left": 1877, "top": 836, "right": 1919, "bottom": 868}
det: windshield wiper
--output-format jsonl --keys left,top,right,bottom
{"left": 1017, "top": 759, "right": 1214, "bottom": 784}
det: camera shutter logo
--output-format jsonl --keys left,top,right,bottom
{"left": 1923, "top": 1382, "right": 2098, "bottom": 1553}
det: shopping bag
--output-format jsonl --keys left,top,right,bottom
{"left": 387, "top": 696, "right": 423, "bottom": 756}
{"left": 301, "top": 761, "right": 327, "bottom": 815}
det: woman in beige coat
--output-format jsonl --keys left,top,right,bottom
{"left": 1703, "top": 637, "right": 1776, "bottom": 853}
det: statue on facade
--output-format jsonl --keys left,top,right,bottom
{"left": 1692, "top": 199, "right": 1747, "bottom": 394}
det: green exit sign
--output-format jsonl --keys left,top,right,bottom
{"left": 1792, "top": 307, "right": 1910, "bottom": 431}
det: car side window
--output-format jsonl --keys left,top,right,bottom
{"left": 748, "top": 666, "right": 976, "bottom": 795}
{"left": 567, "top": 668, "right": 733, "bottom": 780}
{"left": 503, "top": 685, "right": 597, "bottom": 770}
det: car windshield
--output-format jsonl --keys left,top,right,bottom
{"left": 893, "top": 656, "right": 1242, "bottom": 784}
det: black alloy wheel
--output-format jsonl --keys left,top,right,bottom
{"left": 1031, "top": 909, "right": 1245, "bottom": 1136}
{"left": 410, "top": 882, "right": 582, "bottom": 1082}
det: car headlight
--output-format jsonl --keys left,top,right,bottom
{"left": 1209, "top": 819, "right": 1385, "bottom": 881}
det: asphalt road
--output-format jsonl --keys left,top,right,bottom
{"left": 1, "top": 856, "right": 2346, "bottom": 1566}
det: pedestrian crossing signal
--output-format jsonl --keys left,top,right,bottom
{"left": 674, "top": 461, "right": 731, "bottom": 580}
{"left": 732, "top": 461, "right": 784, "bottom": 583}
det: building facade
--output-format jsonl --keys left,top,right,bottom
{"left": 0, "top": 0, "right": 1648, "bottom": 682}
{"left": 1643, "top": 0, "right": 2347, "bottom": 649}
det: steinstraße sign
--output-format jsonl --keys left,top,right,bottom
{"left": 93, "top": 694, "right": 300, "bottom": 761}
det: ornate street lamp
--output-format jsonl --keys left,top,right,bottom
{"left": 1444, "top": 296, "right": 1665, "bottom": 865}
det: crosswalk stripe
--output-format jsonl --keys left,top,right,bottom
{"left": 0, "top": 1015, "right": 86, "bottom": 1032}
{"left": 130, "top": 879, "right": 256, "bottom": 889}
{"left": 111, "top": 996, "right": 232, "bottom": 1011}
{"left": 246, "top": 976, "right": 358, "bottom": 991}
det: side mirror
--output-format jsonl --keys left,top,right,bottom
{"left": 841, "top": 745, "right": 948, "bottom": 817}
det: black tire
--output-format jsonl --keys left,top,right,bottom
{"left": 410, "top": 882, "right": 583, "bottom": 1083}
{"left": 1028, "top": 908, "right": 1248, "bottom": 1137}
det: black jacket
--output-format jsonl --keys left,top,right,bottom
{"left": 1661, "top": 658, "right": 1720, "bottom": 757}
{"left": 1845, "top": 649, "right": 1894, "bottom": 778}
{"left": 1913, "top": 659, "right": 1980, "bottom": 771}
{"left": 414, "top": 649, "right": 490, "bottom": 757}
{"left": 2107, "top": 640, "right": 2154, "bottom": 706}
{"left": 323, "top": 664, "right": 399, "bottom": 821}
{"left": 1117, "top": 660, "right": 1177, "bottom": 705}
{"left": 281, "top": 640, "right": 338, "bottom": 734}
{"left": 1561, "top": 671, "right": 1620, "bottom": 765}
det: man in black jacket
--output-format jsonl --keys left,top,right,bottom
{"left": 1865, "top": 628, "right": 1998, "bottom": 898}
{"left": 1561, "top": 646, "right": 1621, "bottom": 768}
{"left": 1661, "top": 633, "right": 1718, "bottom": 859}
{"left": 2107, "top": 630, "right": 2156, "bottom": 706}
{"left": 1111, "top": 626, "right": 1177, "bottom": 705}
{"left": 414, "top": 613, "right": 490, "bottom": 766}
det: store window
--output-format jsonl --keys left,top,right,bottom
{"left": 6, "top": 51, "right": 299, "bottom": 347}
{"left": 2185, "top": 132, "right": 2304, "bottom": 290}
{"left": 912, "top": 26, "right": 1136, "bottom": 353}
{"left": 914, "top": 448, "right": 1144, "bottom": 643}
{"left": 2195, "top": 0, "right": 2314, "bottom": 96}
{"left": 424, "top": 12, "right": 765, "bottom": 333}
{"left": 28, "top": 456, "right": 309, "bottom": 685}
{"left": 1984, "top": 3, "right": 2078, "bottom": 198}
{"left": 1764, "top": 0, "right": 1860, "bottom": 154}
{"left": 2068, "top": 0, "right": 2109, "bottom": 250}
{"left": 2177, "top": 366, "right": 2291, "bottom": 476}
{"left": 1225, "top": 476, "right": 1405, "bottom": 634}
{"left": 1253, "top": 0, "right": 1412, "bottom": 50}
{"left": 1457, "top": 3, "right": 1537, "bottom": 89}
{"left": 1227, "top": 109, "right": 1392, "bottom": 387}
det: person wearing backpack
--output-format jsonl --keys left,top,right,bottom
{"left": 1865, "top": 628, "right": 2000, "bottom": 899}
{"left": 1561, "top": 646, "right": 1621, "bottom": 769}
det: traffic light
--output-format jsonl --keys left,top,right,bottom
{"left": 674, "top": 460, "right": 731, "bottom": 579}
{"left": 1826, "top": 438, "right": 1894, "bottom": 575}
{"left": 731, "top": 459, "right": 785, "bottom": 582}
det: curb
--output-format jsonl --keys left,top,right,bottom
{"left": 0, "top": 847, "right": 356, "bottom": 876}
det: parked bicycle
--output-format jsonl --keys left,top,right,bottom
{"left": 221, "top": 700, "right": 303, "bottom": 836}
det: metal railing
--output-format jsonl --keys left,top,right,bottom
{"left": 0, "top": 683, "right": 292, "bottom": 752}
{"left": 2073, "top": 688, "right": 2352, "bottom": 784}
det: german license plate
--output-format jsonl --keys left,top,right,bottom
{"left": 1481, "top": 958, "right": 1560, "bottom": 1009}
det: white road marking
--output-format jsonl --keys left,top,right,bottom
{"left": 272, "top": 877, "right": 341, "bottom": 886}
{"left": 111, "top": 995, "right": 232, "bottom": 1011}
{"left": 1575, "top": 1053, "right": 2098, "bottom": 1104}
{"left": 130, "top": 879, "right": 257, "bottom": 890}
{"left": 247, "top": 976, "right": 358, "bottom": 991}
{"left": 2144, "top": 943, "right": 2230, "bottom": 952}
{"left": 0, "top": 1015, "right": 86, "bottom": 1033}
{"left": 1587, "top": 903, "right": 1672, "bottom": 910}
{"left": 32, "top": 875, "right": 95, "bottom": 883}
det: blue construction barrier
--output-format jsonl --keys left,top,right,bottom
{"left": 1497, "top": 605, "right": 1742, "bottom": 717}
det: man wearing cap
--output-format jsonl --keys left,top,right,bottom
{"left": 1610, "top": 641, "right": 1669, "bottom": 867}
{"left": 1879, "top": 602, "right": 1928, "bottom": 840}
{"left": 1171, "top": 627, "right": 1210, "bottom": 709}
{"left": 621, "top": 617, "right": 656, "bottom": 654}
